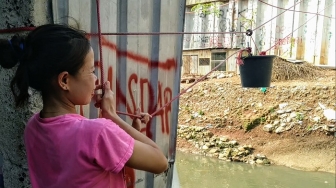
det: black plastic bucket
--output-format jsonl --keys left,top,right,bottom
{"left": 239, "top": 55, "right": 276, "bottom": 87}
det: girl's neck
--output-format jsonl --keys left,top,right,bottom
{"left": 40, "top": 95, "right": 77, "bottom": 118}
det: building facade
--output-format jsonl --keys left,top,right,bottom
{"left": 182, "top": 0, "right": 336, "bottom": 75}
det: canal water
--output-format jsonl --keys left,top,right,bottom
{"left": 175, "top": 151, "right": 335, "bottom": 188}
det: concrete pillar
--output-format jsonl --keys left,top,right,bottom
{"left": 0, "top": 0, "right": 51, "bottom": 187}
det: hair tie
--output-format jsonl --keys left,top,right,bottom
{"left": 8, "top": 39, "right": 13, "bottom": 48}
{"left": 8, "top": 39, "right": 24, "bottom": 50}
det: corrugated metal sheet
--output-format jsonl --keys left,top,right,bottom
{"left": 52, "top": 1, "right": 186, "bottom": 187}
{"left": 183, "top": 0, "right": 336, "bottom": 67}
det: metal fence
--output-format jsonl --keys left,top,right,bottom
{"left": 52, "top": 0, "right": 186, "bottom": 187}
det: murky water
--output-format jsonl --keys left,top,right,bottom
{"left": 176, "top": 151, "right": 335, "bottom": 188}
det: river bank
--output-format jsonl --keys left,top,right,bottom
{"left": 176, "top": 64, "right": 335, "bottom": 173}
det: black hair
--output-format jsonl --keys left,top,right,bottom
{"left": 0, "top": 24, "right": 91, "bottom": 107}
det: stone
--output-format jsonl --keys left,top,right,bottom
{"left": 280, "top": 123, "right": 286, "bottom": 127}
{"left": 279, "top": 103, "right": 288, "bottom": 109}
{"left": 273, "top": 120, "right": 280, "bottom": 126}
{"left": 289, "top": 112, "right": 297, "bottom": 118}
{"left": 202, "top": 145, "right": 209, "bottom": 150}
{"left": 285, "top": 123, "right": 295, "bottom": 131}
{"left": 237, "top": 151, "right": 245, "bottom": 156}
{"left": 232, "top": 156, "right": 241, "bottom": 162}
{"left": 277, "top": 110, "right": 285, "bottom": 114}
{"left": 275, "top": 126, "right": 285, "bottom": 133}
{"left": 228, "top": 140, "right": 238, "bottom": 146}
{"left": 312, "top": 116, "right": 321, "bottom": 122}
{"left": 238, "top": 146, "right": 245, "bottom": 151}
{"left": 209, "top": 148, "right": 219, "bottom": 153}
{"left": 323, "top": 125, "right": 336, "bottom": 132}
{"left": 263, "top": 124, "right": 274, "bottom": 132}
{"left": 328, "top": 124, "right": 335, "bottom": 128}
{"left": 249, "top": 160, "right": 256, "bottom": 165}
{"left": 223, "top": 148, "right": 232, "bottom": 157}
{"left": 256, "top": 159, "right": 264, "bottom": 164}
{"left": 218, "top": 154, "right": 226, "bottom": 160}
{"left": 263, "top": 159, "right": 271, "bottom": 165}
{"left": 256, "top": 154, "right": 266, "bottom": 159}
{"left": 279, "top": 114, "right": 288, "bottom": 119}
{"left": 219, "top": 136, "right": 229, "bottom": 142}
{"left": 286, "top": 117, "right": 292, "bottom": 123}
{"left": 323, "top": 109, "right": 336, "bottom": 121}
{"left": 205, "top": 124, "right": 213, "bottom": 129}
{"left": 217, "top": 73, "right": 225, "bottom": 79}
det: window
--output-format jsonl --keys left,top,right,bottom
{"left": 211, "top": 52, "right": 226, "bottom": 71}
{"left": 199, "top": 58, "right": 210, "bottom": 66}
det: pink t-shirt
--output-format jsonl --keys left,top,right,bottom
{"left": 24, "top": 113, "right": 134, "bottom": 188}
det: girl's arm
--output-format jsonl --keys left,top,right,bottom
{"left": 95, "top": 82, "right": 168, "bottom": 174}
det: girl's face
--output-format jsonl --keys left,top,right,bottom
{"left": 66, "top": 47, "right": 97, "bottom": 105}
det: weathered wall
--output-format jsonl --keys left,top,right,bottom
{"left": 183, "top": 0, "right": 336, "bottom": 67}
{"left": 0, "top": 0, "right": 51, "bottom": 187}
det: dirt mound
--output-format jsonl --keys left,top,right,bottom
{"left": 272, "top": 58, "right": 323, "bottom": 81}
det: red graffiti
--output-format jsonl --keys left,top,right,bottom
{"left": 127, "top": 73, "right": 172, "bottom": 138}
{"left": 124, "top": 167, "right": 136, "bottom": 188}
{"left": 101, "top": 36, "right": 177, "bottom": 71}
{"left": 272, "top": 36, "right": 303, "bottom": 49}
{"left": 79, "top": 105, "right": 84, "bottom": 116}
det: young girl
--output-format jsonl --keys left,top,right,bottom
{"left": 0, "top": 24, "right": 168, "bottom": 188}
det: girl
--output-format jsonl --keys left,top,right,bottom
{"left": 0, "top": 24, "right": 167, "bottom": 188}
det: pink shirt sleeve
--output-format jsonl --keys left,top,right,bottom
{"left": 93, "top": 120, "right": 134, "bottom": 173}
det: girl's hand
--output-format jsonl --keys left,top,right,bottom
{"left": 132, "top": 109, "right": 152, "bottom": 131}
{"left": 94, "top": 81, "right": 117, "bottom": 119}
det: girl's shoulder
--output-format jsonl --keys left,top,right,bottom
{"left": 76, "top": 116, "right": 119, "bottom": 133}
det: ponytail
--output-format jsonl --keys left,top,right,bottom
{"left": 10, "top": 64, "right": 30, "bottom": 107}
{"left": 0, "top": 35, "right": 30, "bottom": 107}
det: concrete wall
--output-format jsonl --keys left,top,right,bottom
{"left": 0, "top": 0, "right": 51, "bottom": 187}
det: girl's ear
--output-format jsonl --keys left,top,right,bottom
{"left": 58, "top": 71, "right": 70, "bottom": 91}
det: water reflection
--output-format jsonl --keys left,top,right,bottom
{"left": 176, "top": 151, "right": 335, "bottom": 188}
